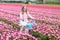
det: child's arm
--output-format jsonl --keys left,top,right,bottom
{"left": 20, "top": 12, "right": 22, "bottom": 20}
{"left": 27, "top": 12, "right": 35, "bottom": 19}
{"left": 27, "top": 12, "right": 37, "bottom": 23}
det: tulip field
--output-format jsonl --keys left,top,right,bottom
{"left": 0, "top": 3, "right": 60, "bottom": 40}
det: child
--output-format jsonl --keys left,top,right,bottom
{"left": 19, "top": 5, "right": 36, "bottom": 33}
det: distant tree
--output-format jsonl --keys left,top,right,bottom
{"left": 37, "top": 0, "right": 45, "bottom": 4}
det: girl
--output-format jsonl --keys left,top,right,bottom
{"left": 19, "top": 5, "right": 36, "bottom": 33}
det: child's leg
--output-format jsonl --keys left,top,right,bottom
{"left": 25, "top": 29, "right": 29, "bottom": 34}
{"left": 19, "top": 20, "right": 27, "bottom": 33}
{"left": 20, "top": 26, "right": 24, "bottom": 33}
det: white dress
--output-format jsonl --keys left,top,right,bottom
{"left": 19, "top": 12, "right": 34, "bottom": 26}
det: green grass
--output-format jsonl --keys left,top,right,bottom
{"left": 0, "top": 1, "right": 60, "bottom": 6}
